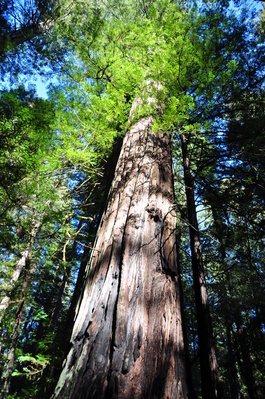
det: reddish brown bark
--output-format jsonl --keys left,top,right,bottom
{"left": 180, "top": 133, "right": 219, "bottom": 399}
{"left": 52, "top": 104, "right": 189, "bottom": 398}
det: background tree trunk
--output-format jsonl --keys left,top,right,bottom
{"left": 1, "top": 256, "right": 31, "bottom": 399}
{"left": 0, "top": 210, "right": 42, "bottom": 398}
{"left": 180, "top": 133, "right": 220, "bottom": 399}
{"left": 211, "top": 203, "right": 259, "bottom": 399}
{"left": 0, "top": 247, "right": 30, "bottom": 320}
{"left": 0, "top": 216, "right": 42, "bottom": 321}
{"left": 52, "top": 99, "right": 189, "bottom": 398}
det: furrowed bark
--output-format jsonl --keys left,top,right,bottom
{"left": 52, "top": 93, "right": 189, "bottom": 398}
{"left": 180, "top": 133, "right": 220, "bottom": 399}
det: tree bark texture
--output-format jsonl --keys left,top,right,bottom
{"left": 52, "top": 110, "right": 189, "bottom": 398}
{"left": 180, "top": 133, "right": 219, "bottom": 399}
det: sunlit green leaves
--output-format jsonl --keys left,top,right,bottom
{"left": 12, "top": 353, "right": 50, "bottom": 379}
{"left": 0, "top": 88, "right": 54, "bottom": 186}
{"left": 1, "top": 1, "right": 265, "bottom": 398}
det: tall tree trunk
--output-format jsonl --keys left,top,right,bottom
{"left": 179, "top": 133, "right": 220, "bottom": 399}
{"left": 0, "top": 215, "right": 42, "bottom": 321}
{"left": 52, "top": 93, "right": 190, "bottom": 398}
{"left": 0, "top": 247, "right": 30, "bottom": 321}
{"left": 225, "top": 322, "right": 240, "bottom": 399}
{"left": 176, "top": 231, "right": 197, "bottom": 399}
{"left": 63, "top": 137, "right": 124, "bottom": 347}
{"left": 1, "top": 255, "right": 31, "bottom": 399}
{"left": 220, "top": 233, "right": 258, "bottom": 399}
{"left": 210, "top": 202, "right": 259, "bottom": 399}
{"left": 233, "top": 320, "right": 258, "bottom": 399}
{"left": 219, "top": 244, "right": 240, "bottom": 399}
{"left": 209, "top": 205, "right": 240, "bottom": 399}
{"left": 0, "top": 211, "right": 41, "bottom": 398}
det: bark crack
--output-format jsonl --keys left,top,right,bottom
{"left": 107, "top": 126, "right": 150, "bottom": 393}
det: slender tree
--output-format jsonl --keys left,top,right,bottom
{"left": 1, "top": 208, "right": 42, "bottom": 399}
{"left": 179, "top": 132, "right": 220, "bottom": 399}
